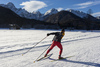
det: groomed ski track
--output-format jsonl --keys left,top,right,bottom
{"left": 0, "top": 30, "right": 100, "bottom": 67}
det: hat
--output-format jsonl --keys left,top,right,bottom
{"left": 61, "top": 28, "right": 65, "bottom": 32}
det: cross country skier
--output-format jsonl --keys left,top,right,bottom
{"left": 44, "top": 29, "right": 65, "bottom": 59}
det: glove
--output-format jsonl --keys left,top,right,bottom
{"left": 47, "top": 33, "right": 50, "bottom": 36}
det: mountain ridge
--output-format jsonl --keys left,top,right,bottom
{"left": 0, "top": 2, "right": 100, "bottom": 30}
{"left": 44, "top": 10, "right": 100, "bottom": 30}
{"left": 0, "top": 6, "right": 56, "bottom": 29}
{"left": 0, "top": 2, "right": 98, "bottom": 20}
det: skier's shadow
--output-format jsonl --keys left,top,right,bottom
{"left": 61, "top": 59, "right": 100, "bottom": 67}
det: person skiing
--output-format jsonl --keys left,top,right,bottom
{"left": 44, "top": 29, "right": 65, "bottom": 59}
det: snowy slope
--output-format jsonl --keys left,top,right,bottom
{"left": 66, "top": 9, "right": 88, "bottom": 18}
{"left": 0, "top": 30, "right": 100, "bottom": 67}
{"left": 96, "top": 16, "right": 100, "bottom": 19}
{"left": 44, "top": 8, "right": 58, "bottom": 16}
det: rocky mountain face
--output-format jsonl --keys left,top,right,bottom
{"left": 44, "top": 8, "right": 58, "bottom": 16}
{"left": 66, "top": 9, "right": 88, "bottom": 18}
{"left": 0, "top": 2, "right": 38, "bottom": 19}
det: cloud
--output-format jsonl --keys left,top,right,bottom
{"left": 76, "top": 1, "right": 93, "bottom": 6}
{"left": 57, "top": 8, "right": 63, "bottom": 11}
{"left": 92, "top": 12, "right": 100, "bottom": 16}
{"left": 74, "top": 1, "right": 100, "bottom": 9}
{"left": 20, "top": 1, "right": 47, "bottom": 12}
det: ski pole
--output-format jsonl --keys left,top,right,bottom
{"left": 33, "top": 44, "right": 51, "bottom": 63}
{"left": 22, "top": 36, "right": 48, "bottom": 56}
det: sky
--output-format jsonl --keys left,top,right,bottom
{"left": 0, "top": 0, "right": 100, "bottom": 17}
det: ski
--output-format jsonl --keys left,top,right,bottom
{"left": 34, "top": 53, "right": 53, "bottom": 63}
{"left": 50, "top": 55, "right": 74, "bottom": 62}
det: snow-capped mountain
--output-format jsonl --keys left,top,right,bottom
{"left": 96, "top": 16, "right": 100, "bottom": 19}
{"left": 33, "top": 11, "right": 44, "bottom": 20}
{"left": 44, "top": 8, "right": 58, "bottom": 16}
{"left": 66, "top": 9, "right": 88, "bottom": 18}
{"left": 0, "top": 2, "right": 38, "bottom": 19}
{"left": 0, "top": 2, "right": 17, "bottom": 13}
{"left": 42, "top": 8, "right": 59, "bottom": 20}
{"left": 0, "top": 2, "right": 95, "bottom": 21}
{"left": 0, "top": 2, "right": 58, "bottom": 20}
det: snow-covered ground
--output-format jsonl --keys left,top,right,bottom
{"left": 0, "top": 29, "right": 100, "bottom": 67}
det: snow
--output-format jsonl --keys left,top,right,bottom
{"left": 0, "top": 2, "right": 90, "bottom": 20}
{"left": 44, "top": 8, "right": 58, "bottom": 16}
{"left": 96, "top": 16, "right": 100, "bottom": 19}
{"left": 0, "top": 29, "right": 100, "bottom": 67}
{"left": 66, "top": 9, "right": 88, "bottom": 18}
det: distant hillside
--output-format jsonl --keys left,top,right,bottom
{"left": 0, "top": 6, "right": 57, "bottom": 29}
{"left": 0, "top": 6, "right": 36, "bottom": 27}
{"left": 44, "top": 10, "right": 100, "bottom": 30}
